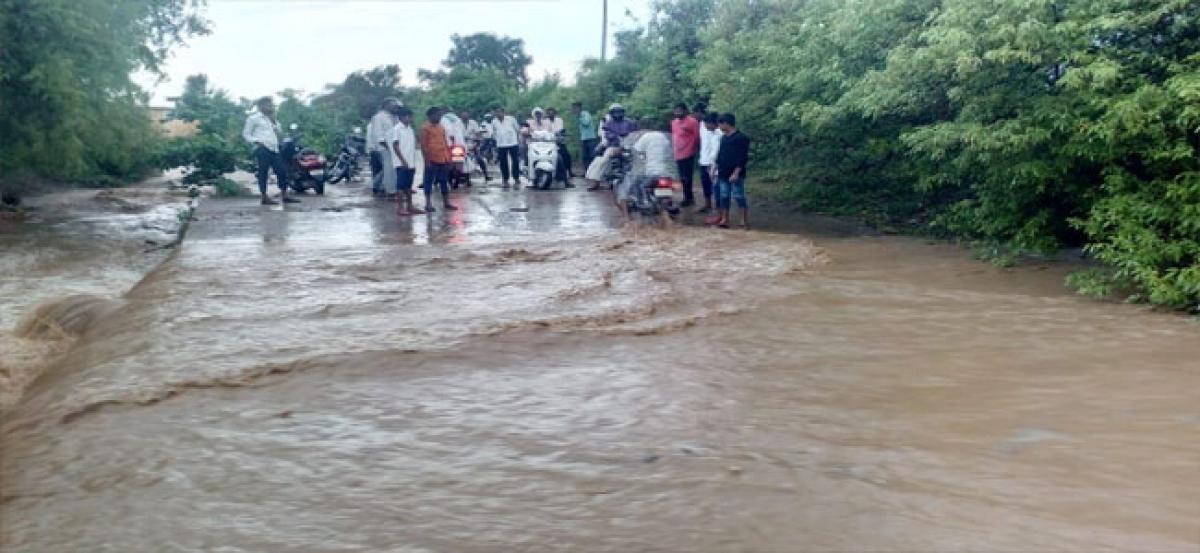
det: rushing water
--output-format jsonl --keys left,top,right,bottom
{"left": 2, "top": 182, "right": 1198, "bottom": 552}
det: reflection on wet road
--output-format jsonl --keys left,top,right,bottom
{"left": 2, "top": 181, "right": 1198, "bottom": 551}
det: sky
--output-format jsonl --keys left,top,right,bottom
{"left": 138, "top": 0, "right": 653, "bottom": 105}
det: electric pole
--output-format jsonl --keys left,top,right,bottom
{"left": 601, "top": 0, "right": 608, "bottom": 61}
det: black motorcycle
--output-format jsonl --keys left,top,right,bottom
{"left": 327, "top": 132, "right": 366, "bottom": 185}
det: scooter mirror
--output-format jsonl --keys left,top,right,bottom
{"left": 289, "top": 123, "right": 299, "bottom": 131}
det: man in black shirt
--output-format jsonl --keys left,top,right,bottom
{"left": 711, "top": 113, "right": 751, "bottom": 229}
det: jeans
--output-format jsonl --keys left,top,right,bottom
{"left": 422, "top": 163, "right": 450, "bottom": 203}
{"left": 254, "top": 146, "right": 289, "bottom": 195}
{"left": 580, "top": 138, "right": 598, "bottom": 170}
{"left": 676, "top": 156, "right": 696, "bottom": 203}
{"left": 699, "top": 165, "right": 714, "bottom": 203}
{"left": 717, "top": 176, "right": 747, "bottom": 210}
{"left": 497, "top": 145, "right": 521, "bottom": 182}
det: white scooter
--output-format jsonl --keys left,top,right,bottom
{"left": 527, "top": 130, "right": 560, "bottom": 190}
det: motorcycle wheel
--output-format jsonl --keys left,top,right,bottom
{"left": 328, "top": 160, "right": 347, "bottom": 185}
{"left": 314, "top": 178, "right": 325, "bottom": 195}
{"left": 537, "top": 170, "right": 553, "bottom": 190}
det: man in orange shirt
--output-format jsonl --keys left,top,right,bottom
{"left": 419, "top": 107, "right": 458, "bottom": 213}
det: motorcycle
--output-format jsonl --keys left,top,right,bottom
{"left": 280, "top": 124, "right": 326, "bottom": 195}
{"left": 326, "top": 128, "right": 366, "bottom": 185}
{"left": 449, "top": 143, "right": 470, "bottom": 188}
{"left": 527, "top": 130, "right": 560, "bottom": 190}
{"left": 602, "top": 146, "right": 633, "bottom": 191}
{"left": 626, "top": 175, "right": 681, "bottom": 225}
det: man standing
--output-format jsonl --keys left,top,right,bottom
{"left": 711, "top": 113, "right": 751, "bottom": 229}
{"left": 441, "top": 108, "right": 468, "bottom": 188}
{"left": 367, "top": 98, "right": 402, "bottom": 197}
{"left": 573, "top": 102, "right": 598, "bottom": 171}
{"left": 491, "top": 106, "right": 522, "bottom": 189}
{"left": 390, "top": 107, "right": 422, "bottom": 216}
{"left": 545, "top": 107, "right": 572, "bottom": 184}
{"left": 671, "top": 102, "right": 700, "bottom": 207}
{"left": 242, "top": 96, "right": 297, "bottom": 205}
{"left": 419, "top": 107, "right": 458, "bottom": 213}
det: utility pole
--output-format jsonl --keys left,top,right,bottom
{"left": 601, "top": 0, "right": 608, "bottom": 61}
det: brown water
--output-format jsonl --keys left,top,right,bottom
{"left": 2, "top": 182, "right": 1198, "bottom": 552}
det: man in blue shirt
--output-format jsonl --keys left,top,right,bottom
{"left": 573, "top": 102, "right": 598, "bottom": 171}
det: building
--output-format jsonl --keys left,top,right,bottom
{"left": 145, "top": 98, "right": 199, "bottom": 138}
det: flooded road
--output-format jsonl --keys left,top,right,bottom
{"left": 2, "top": 180, "right": 1198, "bottom": 551}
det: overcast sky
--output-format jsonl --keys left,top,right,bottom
{"left": 138, "top": 0, "right": 652, "bottom": 105}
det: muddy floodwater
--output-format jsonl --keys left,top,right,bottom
{"left": 2, "top": 181, "right": 1198, "bottom": 552}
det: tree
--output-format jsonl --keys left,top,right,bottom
{"left": 314, "top": 64, "right": 407, "bottom": 120}
{"left": 0, "top": 0, "right": 208, "bottom": 197}
{"left": 427, "top": 33, "right": 533, "bottom": 88}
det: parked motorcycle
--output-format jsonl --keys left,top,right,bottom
{"left": 280, "top": 124, "right": 326, "bottom": 195}
{"left": 528, "top": 130, "right": 559, "bottom": 190}
{"left": 327, "top": 128, "right": 366, "bottom": 185}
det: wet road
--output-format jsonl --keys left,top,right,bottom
{"left": 2, "top": 179, "right": 1198, "bottom": 551}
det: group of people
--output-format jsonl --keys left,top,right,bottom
{"left": 244, "top": 95, "right": 750, "bottom": 227}
{"left": 582, "top": 102, "right": 751, "bottom": 229}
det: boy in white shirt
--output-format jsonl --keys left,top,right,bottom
{"left": 390, "top": 108, "right": 422, "bottom": 216}
{"left": 697, "top": 112, "right": 723, "bottom": 213}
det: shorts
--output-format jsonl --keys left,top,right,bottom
{"left": 717, "top": 176, "right": 747, "bottom": 209}
{"left": 394, "top": 167, "right": 416, "bottom": 192}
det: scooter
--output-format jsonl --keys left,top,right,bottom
{"left": 527, "top": 130, "right": 559, "bottom": 190}
{"left": 280, "top": 124, "right": 326, "bottom": 195}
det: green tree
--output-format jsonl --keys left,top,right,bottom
{"left": 0, "top": 0, "right": 208, "bottom": 198}
{"left": 421, "top": 33, "right": 533, "bottom": 88}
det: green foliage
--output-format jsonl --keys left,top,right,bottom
{"left": 210, "top": 177, "right": 247, "bottom": 197}
{"left": 155, "top": 133, "right": 242, "bottom": 184}
{"left": 421, "top": 33, "right": 533, "bottom": 88}
{"left": 0, "top": 0, "right": 208, "bottom": 198}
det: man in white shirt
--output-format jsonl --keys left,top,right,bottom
{"left": 242, "top": 96, "right": 296, "bottom": 205}
{"left": 697, "top": 112, "right": 723, "bottom": 213}
{"left": 460, "top": 109, "right": 491, "bottom": 183}
{"left": 389, "top": 107, "right": 422, "bottom": 216}
{"left": 440, "top": 109, "right": 470, "bottom": 188}
{"left": 366, "top": 98, "right": 401, "bottom": 196}
{"left": 618, "top": 118, "right": 675, "bottom": 218}
{"left": 491, "top": 106, "right": 523, "bottom": 188}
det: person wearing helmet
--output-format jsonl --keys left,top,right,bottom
{"left": 585, "top": 103, "right": 637, "bottom": 191}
